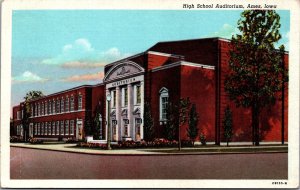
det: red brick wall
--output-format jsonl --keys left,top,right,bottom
{"left": 12, "top": 105, "right": 22, "bottom": 136}
{"left": 148, "top": 66, "right": 181, "bottom": 138}
{"left": 218, "top": 40, "right": 289, "bottom": 142}
{"left": 148, "top": 38, "right": 218, "bottom": 66}
{"left": 12, "top": 86, "right": 102, "bottom": 139}
{"left": 147, "top": 53, "right": 181, "bottom": 70}
{"left": 180, "top": 65, "right": 216, "bottom": 141}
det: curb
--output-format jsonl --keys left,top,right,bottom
{"left": 10, "top": 144, "right": 288, "bottom": 156}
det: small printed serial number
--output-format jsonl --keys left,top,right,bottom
{"left": 272, "top": 181, "right": 287, "bottom": 185}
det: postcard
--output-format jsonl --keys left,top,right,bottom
{"left": 1, "top": 0, "right": 299, "bottom": 188}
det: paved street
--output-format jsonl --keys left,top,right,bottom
{"left": 10, "top": 147, "right": 287, "bottom": 179}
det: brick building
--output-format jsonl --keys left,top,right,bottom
{"left": 12, "top": 37, "right": 288, "bottom": 143}
{"left": 12, "top": 84, "right": 105, "bottom": 141}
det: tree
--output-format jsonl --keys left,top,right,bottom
{"left": 187, "top": 104, "right": 199, "bottom": 146}
{"left": 93, "top": 102, "right": 102, "bottom": 140}
{"left": 164, "top": 98, "right": 191, "bottom": 150}
{"left": 84, "top": 118, "right": 92, "bottom": 137}
{"left": 178, "top": 98, "right": 191, "bottom": 150}
{"left": 225, "top": 10, "right": 288, "bottom": 146}
{"left": 164, "top": 102, "right": 178, "bottom": 141}
{"left": 21, "top": 90, "right": 44, "bottom": 141}
{"left": 223, "top": 106, "right": 233, "bottom": 147}
{"left": 143, "top": 102, "right": 154, "bottom": 141}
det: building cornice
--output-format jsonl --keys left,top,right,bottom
{"left": 28, "top": 84, "right": 104, "bottom": 103}
{"left": 151, "top": 61, "right": 215, "bottom": 73}
{"left": 147, "top": 51, "right": 184, "bottom": 59}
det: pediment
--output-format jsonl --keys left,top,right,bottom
{"left": 104, "top": 61, "right": 144, "bottom": 82}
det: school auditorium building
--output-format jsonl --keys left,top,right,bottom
{"left": 12, "top": 37, "right": 288, "bottom": 144}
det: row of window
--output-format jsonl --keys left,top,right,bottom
{"left": 110, "top": 84, "right": 141, "bottom": 108}
{"left": 30, "top": 94, "right": 82, "bottom": 117}
{"left": 33, "top": 120, "right": 75, "bottom": 136}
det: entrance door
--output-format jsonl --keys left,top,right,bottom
{"left": 135, "top": 118, "right": 141, "bottom": 141}
{"left": 76, "top": 119, "right": 83, "bottom": 140}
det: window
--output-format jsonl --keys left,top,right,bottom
{"left": 112, "top": 90, "right": 116, "bottom": 108}
{"left": 61, "top": 98, "right": 64, "bottom": 113}
{"left": 52, "top": 121, "right": 59, "bottom": 135}
{"left": 159, "top": 87, "right": 169, "bottom": 121}
{"left": 31, "top": 105, "right": 34, "bottom": 117}
{"left": 48, "top": 121, "right": 55, "bottom": 135}
{"left": 48, "top": 122, "right": 51, "bottom": 135}
{"left": 70, "top": 96, "right": 74, "bottom": 111}
{"left": 40, "top": 123, "right": 43, "bottom": 135}
{"left": 52, "top": 122, "right": 55, "bottom": 135}
{"left": 45, "top": 102, "right": 48, "bottom": 115}
{"left": 41, "top": 102, "right": 44, "bottom": 115}
{"left": 65, "top": 97, "right": 69, "bottom": 112}
{"left": 35, "top": 103, "right": 38, "bottom": 116}
{"left": 42, "top": 122, "right": 48, "bottom": 135}
{"left": 17, "top": 111, "right": 21, "bottom": 120}
{"left": 17, "top": 125, "right": 23, "bottom": 135}
{"left": 55, "top": 121, "right": 59, "bottom": 135}
{"left": 52, "top": 100, "right": 56, "bottom": 114}
{"left": 34, "top": 123, "right": 37, "bottom": 135}
{"left": 136, "top": 85, "right": 141, "bottom": 104}
{"left": 37, "top": 103, "right": 40, "bottom": 116}
{"left": 123, "top": 88, "right": 128, "bottom": 106}
{"left": 56, "top": 99, "right": 60, "bottom": 113}
{"left": 78, "top": 95, "right": 82, "bottom": 110}
{"left": 65, "top": 120, "right": 69, "bottom": 135}
{"left": 37, "top": 123, "right": 40, "bottom": 135}
{"left": 70, "top": 120, "right": 74, "bottom": 135}
{"left": 48, "top": 100, "right": 52, "bottom": 114}
{"left": 36, "top": 123, "right": 38, "bottom": 135}
{"left": 16, "top": 125, "right": 19, "bottom": 135}
{"left": 60, "top": 121, "right": 64, "bottom": 135}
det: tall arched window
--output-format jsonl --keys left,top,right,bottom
{"left": 159, "top": 87, "right": 169, "bottom": 122}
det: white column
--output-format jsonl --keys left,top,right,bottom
{"left": 105, "top": 89, "right": 109, "bottom": 141}
{"left": 127, "top": 84, "right": 133, "bottom": 139}
{"left": 140, "top": 81, "right": 144, "bottom": 140}
{"left": 116, "top": 86, "right": 121, "bottom": 141}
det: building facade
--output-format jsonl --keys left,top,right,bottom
{"left": 12, "top": 85, "right": 105, "bottom": 141}
{"left": 12, "top": 37, "right": 288, "bottom": 143}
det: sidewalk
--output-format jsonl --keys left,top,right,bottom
{"left": 10, "top": 142, "right": 288, "bottom": 155}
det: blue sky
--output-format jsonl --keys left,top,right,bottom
{"left": 11, "top": 10, "right": 290, "bottom": 108}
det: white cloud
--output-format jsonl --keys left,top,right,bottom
{"left": 12, "top": 71, "right": 48, "bottom": 84}
{"left": 41, "top": 38, "right": 131, "bottom": 68}
{"left": 61, "top": 61, "right": 106, "bottom": 69}
{"left": 101, "top": 47, "right": 132, "bottom": 61}
{"left": 206, "top": 23, "right": 239, "bottom": 39}
{"left": 61, "top": 72, "right": 104, "bottom": 82}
